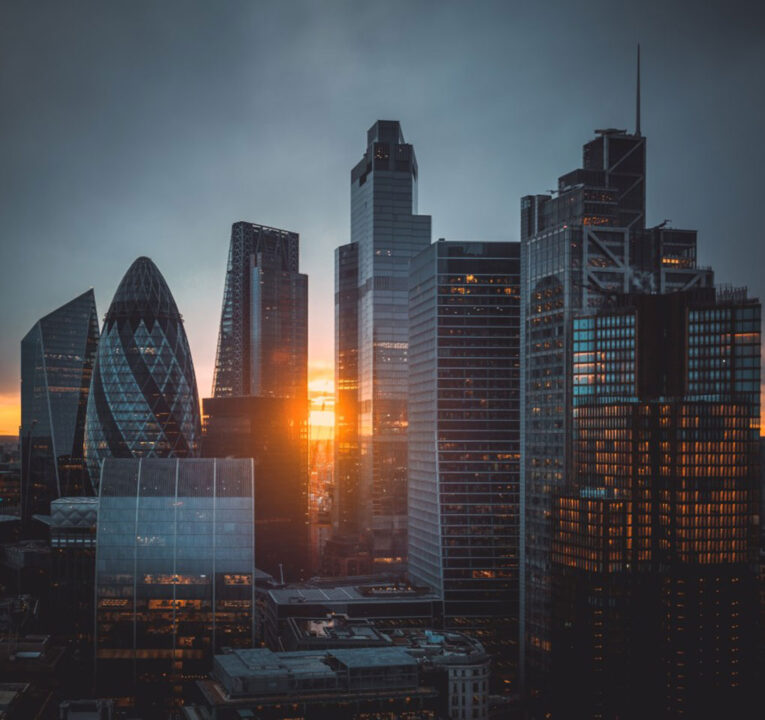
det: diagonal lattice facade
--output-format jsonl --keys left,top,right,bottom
{"left": 84, "top": 257, "right": 201, "bottom": 486}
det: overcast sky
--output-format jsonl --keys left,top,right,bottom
{"left": 1, "top": 0, "right": 763, "bottom": 433}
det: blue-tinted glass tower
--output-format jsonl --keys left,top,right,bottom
{"left": 94, "top": 457, "right": 255, "bottom": 709}
{"left": 335, "top": 120, "right": 431, "bottom": 563}
{"left": 20, "top": 289, "right": 100, "bottom": 523}
{"left": 84, "top": 257, "right": 201, "bottom": 485}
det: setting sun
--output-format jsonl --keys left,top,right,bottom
{"left": 309, "top": 371, "right": 334, "bottom": 441}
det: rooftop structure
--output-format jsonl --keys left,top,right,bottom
{"left": 189, "top": 628, "right": 489, "bottom": 720}
{"left": 260, "top": 581, "right": 441, "bottom": 652}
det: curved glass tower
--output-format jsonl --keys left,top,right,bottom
{"left": 21, "top": 289, "right": 100, "bottom": 520}
{"left": 84, "top": 257, "right": 201, "bottom": 486}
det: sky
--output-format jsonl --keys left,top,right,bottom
{"left": 1, "top": 0, "right": 764, "bottom": 434}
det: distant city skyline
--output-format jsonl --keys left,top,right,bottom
{"left": 2, "top": 1, "right": 764, "bottom": 435}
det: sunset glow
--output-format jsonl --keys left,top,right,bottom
{"left": 0, "top": 393, "right": 19, "bottom": 437}
{"left": 309, "top": 371, "right": 334, "bottom": 440}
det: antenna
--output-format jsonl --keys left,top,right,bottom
{"left": 636, "top": 43, "right": 642, "bottom": 137}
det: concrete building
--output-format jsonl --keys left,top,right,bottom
{"left": 185, "top": 627, "right": 489, "bottom": 720}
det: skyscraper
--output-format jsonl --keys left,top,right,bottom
{"left": 334, "top": 242, "right": 360, "bottom": 536}
{"left": 212, "top": 222, "right": 308, "bottom": 400}
{"left": 551, "top": 288, "right": 760, "bottom": 718}
{"left": 206, "top": 223, "right": 309, "bottom": 575}
{"left": 94, "top": 457, "right": 255, "bottom": 709}
{"left": 20, "top": 289, "right": 99, "bottom": 523}
{"left": 520, "top": 121, "right": 713, "bottom": 693}
{"left": 408, "top": 240, "right": 521, "bottom": 689}
{"left": 84, "top": 257, "right": 201, "bottom": 484}
{"left": 334, "top": 120, "right": 431, "bottom": 562}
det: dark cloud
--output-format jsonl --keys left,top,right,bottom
{"left": 1, "top": 0, "right": 763, "bottom": 406}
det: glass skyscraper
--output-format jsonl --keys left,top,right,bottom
{"left": 334, "top": 242, "right": 360, "bottom": 536}
{"left": 334, "top": 120, "right": 431, "bottom": 563}
{"left": 408, "top": 240, "right": 521, "bottom": 690}
{"left": 20, "top": 289, "right": 100, "bottom": 523}
{"left": 94, "top": 457, "right": 255, "bottom": 707}
{"left": 207, "top": 223, "right": 309, "bottom": 575}
{"left": 84, "top": 257, "right": 201, "bottom": 486}
{"left": 212, "top": 221, "right": 308, "bottom": 400}
{"left": 520, "top": 126, "right": 714, "bottom": 694}
{"left": 551, "top": 288, "right": 760, "bottom": 718}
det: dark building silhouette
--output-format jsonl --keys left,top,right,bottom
{"left": 212, "top": 222, "right": 307, "bottom": 400}
{"left": 83, "top": 257, "right": 201, "bottom": 485}
{"left": 334, "top": 242, "right": 360, "bottom": 536}
{"left": 202, "top": 395, "right": 308, "bottom": 581}
{"left": 334, "top": 120, "right": 431, "bottom": 565}
{"left": 551, "top": 288, "right": 760, "bottom": 718}
{"left": 407, "top": 240, "right": 521, "bottom": 691}
{"left": 20, "top": 290, "right": 99, "bottom": 525}
{"left": 206, "top": 223, "right": 309, "bottom": 578}
{"left": 94, "top": 458, "right": 255, "bottom": 710}
{"left": 49, "top": 497, "right": 97, "bottom": 654}
{"left": 520, "top": 112, "right": 714, "bottom": 695}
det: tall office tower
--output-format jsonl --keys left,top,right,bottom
{"left": 84, "top": 257, "right": 201, "bottom": 485}
{"left": 202, "top": 395, "right": 308, "bottom": 580}
{"left": 408, "top": 241, "right": 521, "bottom": 690}
{"left": 551, "top": 288, "right": 760, "bottom": 718}
{"left": 20, "top": 290, "right": 99, "bottom": 525}
{"left": 212, "top": 222, "right": 308, "bottom": 400}
{"left": 334, "top": 242, "right": 360, "bottom": 535}
{"left": 94, "top": 457, "right": 255, "bottom": 710}
{"left": 520, "top": 122, "right": 714, "bottom": 694}
{"left": 334, "top": 120, "right": 431, "bottom": 563}
{"left": 207, "top": 223, "right": 309, "bottom": 576}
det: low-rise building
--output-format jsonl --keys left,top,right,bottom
{"left": 185, "top": 628, "right": 490, "bottom": 720}
{"left": 260, "top": 580, "right": 441, "bottom": 651}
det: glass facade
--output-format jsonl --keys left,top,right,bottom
{"left": 550, "top": 289, "right": 761, "bottom": 718}
{"left": 408, "top": 241, "right": 521, "bottom": 690}
{"left": 20, "top": 289, "right": 100, "bottom": 522}
{"left": 84, "top": 257, "right": 201, "bottom": 486}
{"left": 336, "top": 120, "right": 431, "bottom": 562}
{"left": 212, "top": 222, "right": 307, "bottom": 400}
{"left": 334, "top": 242, "right": 360, "bottom": 535}
{"left": 50, "top": 496, "right": 98, "bottom": 649}
{"left": 519, "top": 127, "right": 719, "bottom": 693}
{"left": 94, "top": 457, "right": 255, "bottom": 706}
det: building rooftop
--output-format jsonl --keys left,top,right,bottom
{"left": 329, "top": 646, "right": 417, "bottom": 669}
{"left": 217, "top": 648, "right": 337, "bottom": 683}
{"left": 290, "top": 615, "right": 387, "bottom": 644}
{"left": 268, "top": 582, "right": 439, "bottom": 606}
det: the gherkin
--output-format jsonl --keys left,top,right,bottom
{"left": 84, "top": 257, "right": 201, "bottom": 486}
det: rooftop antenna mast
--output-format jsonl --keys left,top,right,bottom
{"left": 636, "top": 43, "right": 642, "bottom": 137}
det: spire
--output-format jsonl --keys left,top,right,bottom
{"left": 635, "top": 43, "right": 642, "bottom": 137}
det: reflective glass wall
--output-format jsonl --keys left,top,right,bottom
{"left": 21, "top": 289, "right": 99, "bottom": 524}
{"left": 95, "top": 458, "right": 255, "bottom": 707}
